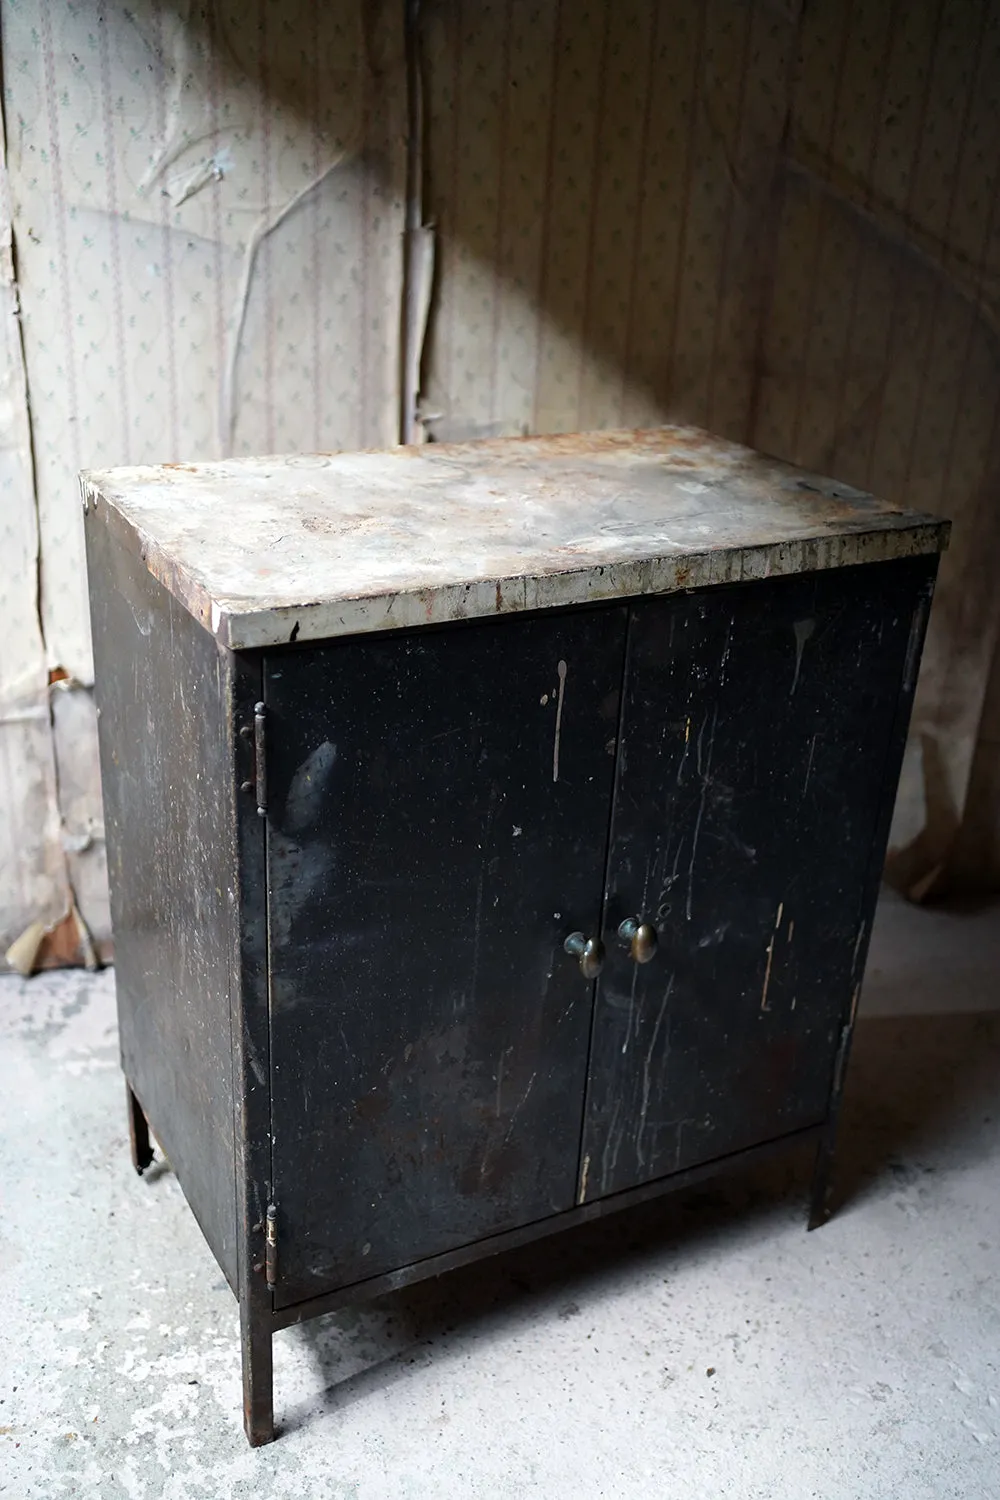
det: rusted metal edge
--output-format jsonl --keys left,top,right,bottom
{"left": 225, "top": 645, "right": 275, "bottom": 1443}
{"left": 809, "top": 556, "right": 940, "bottom": 1232}
{"left": 82, "top": 475, "right": 949, "bottom": 651}
{"left": 270, "top": 1122, "right": 824, "bottom": 1328}
{"left": 220, "top": 519, "right": 950, "bottom": 649}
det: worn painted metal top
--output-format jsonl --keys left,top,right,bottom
{"left": 81, "top": 426, "right": 949, "bottom": 650}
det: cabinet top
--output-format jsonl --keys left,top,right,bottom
{"left": 82, "top": 426, "right": 948, "bottom": 650}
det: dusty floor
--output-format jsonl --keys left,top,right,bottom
{"left": 2, "top": 893, "right": 998, "bottom": 1499}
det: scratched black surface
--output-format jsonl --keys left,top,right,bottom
{"left": 265, "top": 608, "right": 626, "bottom": 1307}
{"left": 580, "top": 557, "right": 937, "bottom": 1202}
{"left": 86, "top": 513, "right": 240, "bottom": 1289}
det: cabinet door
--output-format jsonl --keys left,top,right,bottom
{"left": 265, "top": 608, "right": 626, "bottom": 1306}
{"left": 579, "top": 559, "right": 929, "bottom": 1203}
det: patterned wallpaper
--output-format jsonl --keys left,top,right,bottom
{"left": 0, "top": 89, "right": 65, "bottom": 953}
{"left": 0, "top": 0, "right": 407, "bottom": 953}
{"left": 1, "top": 0, "right": 999, "bottom": 957}
{"left": 421, "top": 0, "right": 1000, "bottom": 895}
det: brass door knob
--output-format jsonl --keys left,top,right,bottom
{"left": 618, "top": 917, "right": 658, "bottom": 964}
{"left": 563, "top": 932, "right": 605, "bottom": 979}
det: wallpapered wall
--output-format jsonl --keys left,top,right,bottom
{"left": 0, "top": 0, "right": 407, "bottom": 959}
{"left": 419, "top": 0, "right": 1000, "bottom": 901}
{"left": 2, "top": 0, "right": 999, "bottom": 963}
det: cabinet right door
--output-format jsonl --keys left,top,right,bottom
{"left": 579, "top": 557, "right": 933, "bottom": 1204}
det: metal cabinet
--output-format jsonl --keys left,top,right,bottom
{"left": 84, "top": 427, "right": 948, "bottom": 1444}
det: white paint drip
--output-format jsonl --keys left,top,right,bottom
{"left": 686, "top": 705, "right": 718, "bottom": 920}
{"left": 621, "top": 961, "right": 641, "bottom": 1055}
{"left": 636, "top": 979, "right": 673, "bottom": 1173}
{"left": 791, "top": 618, "right": 815, "bottom": 694}
{"left": 469, "top": 786, "right": 498, "bottom": 1009}
{"left": 552, "top": 659, "right": 568, "bottom": 782}
{"left": 502, "top": 1072, "right": 537, "bottom": 1147}
{"left": 601, "top": 1096, "right": 624, "bottom": 1193}
{"left": 494, "top": 1046, "right": 514, "bottom": 1119}
{"left": 760, "top": 901, "right": 784, "bottom": 1012}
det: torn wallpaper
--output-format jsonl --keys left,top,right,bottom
{"left": 0, "top": 89, "right": 67, "bottom": 954}
{"left": 0, "top": 0, "right": 407, "bottom": 957}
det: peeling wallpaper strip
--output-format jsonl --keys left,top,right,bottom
{"left": 0, "top": 82, "right": 67, "bottom": 951}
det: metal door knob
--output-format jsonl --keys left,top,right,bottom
{"left": 564, "top": 932, "right": 605, "bottom": 979}
{"left": 618, "top": 917, "right": 658, "bottom": 964}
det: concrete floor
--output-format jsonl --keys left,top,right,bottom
{"left": 2, "top": 893, "right": 999, "bottom": 1499}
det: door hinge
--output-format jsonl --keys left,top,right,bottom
{"left": 240, "top": 703, "right": 268, "bottom": 817}
{"left": 265, "top": 1204, "right": 278, "bottom": 1290}
{"left": 253, "top": 703, "right": 267, "bottom": 818}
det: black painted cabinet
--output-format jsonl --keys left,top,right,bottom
{"left": 261, "top": 560, "right": 924, "bottom": 1312}
{"left": 84, "top": 427, "right": 948, "bottom": 1444}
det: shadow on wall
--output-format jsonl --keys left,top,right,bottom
{"left": 164, "top": 0, "right": 1000, "bottom": 897}
{"left": 429, "top": 0, "right": 1000, "bottom": 903}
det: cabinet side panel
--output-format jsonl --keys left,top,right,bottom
{"left": 85, "top": 513, "right": 239, "bottom": 1290}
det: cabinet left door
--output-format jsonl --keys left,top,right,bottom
{"left": 264, "top": 607, "right": 626, "bottom": 1307}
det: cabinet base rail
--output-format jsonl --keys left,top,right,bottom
{"left": 232, "top": 1120, "right": 826, "bottom": 1445}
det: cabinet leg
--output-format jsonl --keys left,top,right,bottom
{"left": 808, "top": 1131, "right": 835, "bottom": 1231}
{"left": 241, "top": 1300, "right": 275, "bottom": 1446}
{"left": 126, "top": 1081, "right": 154, "bottom": 1175}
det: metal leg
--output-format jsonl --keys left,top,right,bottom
{"left": 241, "top": 1299, "right": 275, "bottom": 1446}
{"left": 808, "top": 1129, "right": 835, "bottom": 1230}
{"left": 126, "top": 1080, "right": 154, "bottom": 1175}
{"left": 809, "top": 1014, "right": 858, "bottom": 1230}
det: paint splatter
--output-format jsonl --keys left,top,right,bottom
{"left": 791, "top": 618, "right": 815, "bottom": 694}
{"left": 760, "top": 902, "right": 784, "bottom": 1012}
{"left": 552, "top": 659, "right": 567, "bottom": 782}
